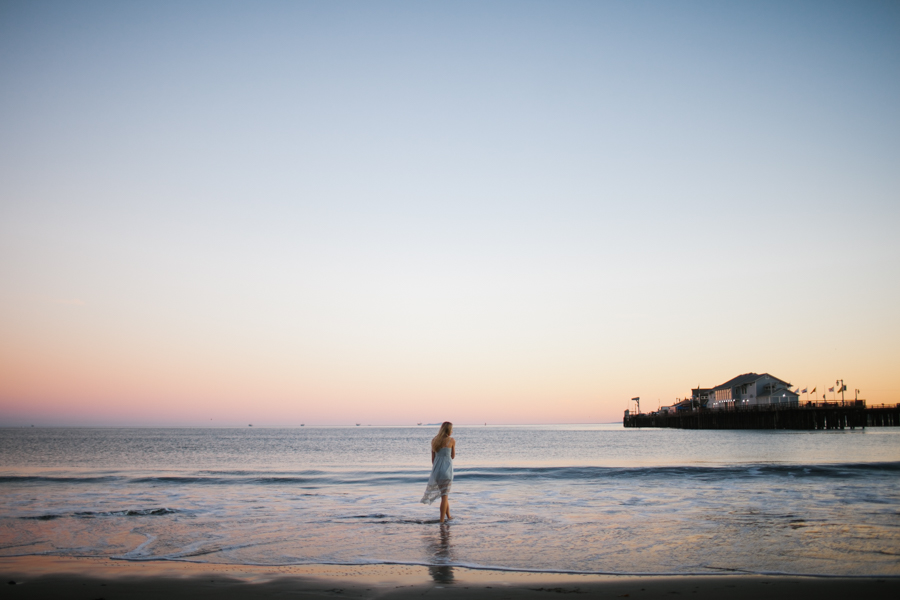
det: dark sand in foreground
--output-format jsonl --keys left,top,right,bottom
{"left": 2, "top": 557, "right": 898, "bottom": 599}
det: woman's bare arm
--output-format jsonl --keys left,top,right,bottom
{"left": 450, "top": 438, "right": 456, "bottom": 459}
{"left": 431, "top": 450, "right": 435, "bottom": 464}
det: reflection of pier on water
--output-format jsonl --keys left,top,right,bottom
{"left": 425, "top": 522, "right": 454, "bottom": 584}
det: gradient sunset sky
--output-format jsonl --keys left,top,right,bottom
{"left": 1, "top": 1, "right": 898, "bottom": 426}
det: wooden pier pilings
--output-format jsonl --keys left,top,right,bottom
{"left": 623, "top": 402, "right": 900, "bottom": 430}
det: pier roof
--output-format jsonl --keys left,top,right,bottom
{"left": 711, "top": 372, "right": 790, "bottom": 391}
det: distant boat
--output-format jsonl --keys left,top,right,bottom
{"left": 417, "top": 422, "right": 422, "bottom": 426}
{"left": 356, "top": 423, "right": 361, "bottom": 426}
{"left": 300, "top": 424, "right": 305, "bottom": 427}
{"left": 249, "top": 424, "right": 252, "bottom": 427}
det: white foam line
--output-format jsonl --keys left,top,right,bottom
{"left": 104, "top": 557, "right": 900, "bottom": 579}
{"left": 114, "top": 533, "right": 157, "bottom": 559}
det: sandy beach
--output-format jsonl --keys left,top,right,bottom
{"left": 2, "top": 556, "right": 898, "bottom": 600}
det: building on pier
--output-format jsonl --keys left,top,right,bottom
{"left": 708, "top": 372, "right": 798, "bottom": 410}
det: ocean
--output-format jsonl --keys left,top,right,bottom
{"left": 1, "top": 425, "right": 898, "bottom": 577}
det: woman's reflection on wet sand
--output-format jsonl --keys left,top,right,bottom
{"left": 425, "top": 522, "right": 454, "bottom": 583}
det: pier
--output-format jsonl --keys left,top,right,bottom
{"left": 623, "top": 401, "right": 900, "bottom": 430}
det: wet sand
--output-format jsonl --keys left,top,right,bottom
{"left": 2, "top": 556, "right": 898, "bottom": 599}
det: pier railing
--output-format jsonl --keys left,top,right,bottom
{"left": 659, "top": 400, "right": 900, "bottom": 414}
{"left": 623, "top": 401, "right": 899, "bottom": 430}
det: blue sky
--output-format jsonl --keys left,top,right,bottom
{"left": 1, "top": 1, "right": 898, "bottom": 425}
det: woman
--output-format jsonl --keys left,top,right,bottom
{"left": 420, "top": 421, "right": 455, "bottom": 523}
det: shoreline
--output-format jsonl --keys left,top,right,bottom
{"left": 3, "top": 556, "right": 898, "bottom": 599}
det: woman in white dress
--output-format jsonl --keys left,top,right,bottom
{"left": 421, "top": 421, "right": 456, "bottom": 523}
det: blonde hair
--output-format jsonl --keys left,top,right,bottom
{"left": 431, "top": 421, "right": 453, "bottom": 453}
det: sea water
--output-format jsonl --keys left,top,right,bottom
{"left": 1, "top": 425, "right": 898, "bottom": 576}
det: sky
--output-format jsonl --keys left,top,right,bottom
{"left": 1, "top": 0, "right": 898, "bottom": 426}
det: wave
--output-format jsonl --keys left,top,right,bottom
{"left": 460, "top": 462, "right": 900, "bottom": 481}
{"left": 20, "top": 508, "right": 179, "bottom": 520}
{"left": 3, "top": 461, "right": 898, "bottom": 487}
{"left": 0, "top": 475, "right": 121, "bottom": 484}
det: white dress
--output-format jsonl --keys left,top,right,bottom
{"left": 420, "top": 446, "right": 453, "bottom": 504}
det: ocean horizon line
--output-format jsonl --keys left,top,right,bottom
{"left": 0, "top": 422, "right": 626, "bottom": 429}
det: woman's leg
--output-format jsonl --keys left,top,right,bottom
{"left": 439, "top": 495, "right": 449, "bottom": 523}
